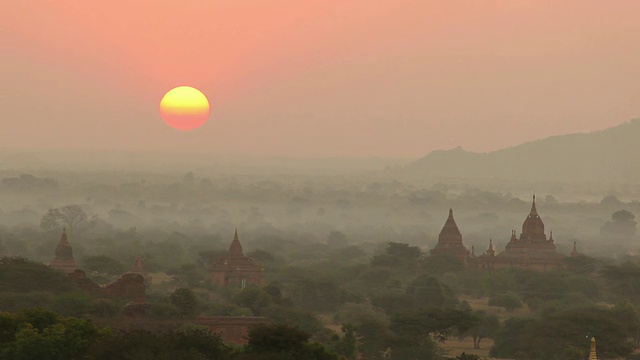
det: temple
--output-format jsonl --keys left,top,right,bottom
{"left": 49, "top": 228, "right": 77, "bottom": 274}
{"left": 478, "top": 195, "right": 566, "bottom": 271}
{"left": 430, "top": 209, "right": 471, "bottom": 261}
{"left": 48, "top": 228, "right": 146, "bottom": 306}
{"left": 130, "top": 254, "right": 146, "bottom": 274}
{"left": 211, "top": 229, "right": 266, "bottom": 288}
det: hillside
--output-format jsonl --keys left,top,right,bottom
{"left": 406, "top": 118, "right": 640, "bottom": 183}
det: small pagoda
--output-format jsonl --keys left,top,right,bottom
{"left": 49, "top": 228, "right": 77, "bottom": 274}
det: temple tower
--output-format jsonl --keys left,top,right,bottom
{"left": 571, "top": 241, "right": 580, "bottom": 257}
{"left": 49, "top": 228, "right": 77, "bottom": 274}
{"left": 430, "top": 209, "right": 470, "bottom": 260}
{"left": 486, "top": 239, "right": 495, "bottom": 257}
{"left": 488, "top": 195, "right": 564, "bottom": 270}
{"left": 130, "top": 254, "right": 146, "bottom": 274}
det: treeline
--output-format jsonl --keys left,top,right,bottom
{"left": 2, "top": 171, "right": 640, "bottom": 259}
{"left": 7, "top": 235, "right": 640, "bottom": 359}
{"left": 0, "top": 308, "right": 341, "bottom": 360}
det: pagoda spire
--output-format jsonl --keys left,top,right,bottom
{"left": 530, "top": 194, "right": 538, "bottom": 215}
{"left": 440, "top": 208, "right": 462, "bottom": 238}
{"left": 131, "top": 254, "right": 146, "bottom": 274}
{"left": 228, "top": 228, "right": 244, "bottom": 257}
{"left": 59, "top": 227, "right": 70, "bottom": 246}
{"left": 486, "top": 239, "right": 495, "bottom": 256}
{"left": 588, "top": 337, "right": 598, "bottom": 360}
{"left": 50, "top": 228, "right": 76, "bottom": 274}
{"left": 430, "top": 208, "right": 469, "bottom": 259}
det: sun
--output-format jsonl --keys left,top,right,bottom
{"left": 159, "top": 86, "right": 210, "bottom": 131}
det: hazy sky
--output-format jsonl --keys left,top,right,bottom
{"left": 2, "top": 1, "right": 639, "bottom": 158}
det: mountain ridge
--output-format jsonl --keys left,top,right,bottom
{"left": 406, "top": 118, "right": 640, "bottom": 183}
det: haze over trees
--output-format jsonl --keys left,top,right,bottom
{"left": 2, "top": 126, "right": 640, "bottom": 358}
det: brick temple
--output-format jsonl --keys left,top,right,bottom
{"left": 476, "top": 195, "right": 568, "bottom": 270}
{"left": 429, "top": 196, "right": 578, "bottom": 271}
{"left": 430, "top": 208, "right": 471, "bottom": 261}
{"left": 211, "top": 229, "right": 266, "bottom": 288}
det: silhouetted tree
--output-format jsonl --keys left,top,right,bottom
{"left": 460, "top": 311, "right": 499, "bottom": 349}
{"left": 40, "top": 205, "right": 97, "bottom": 233}
{"left": 601, "top": 209, "right": 637, "bottom": 238}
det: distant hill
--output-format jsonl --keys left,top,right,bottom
{"left": 406, "top": 119, "right": 640, "bottom": 183}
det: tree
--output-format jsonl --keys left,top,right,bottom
{"left": 601, "top": 262, "right": 640, "bottom": 302}
{"left": 490, "top": 307, "right": 634, "bottom": 359}
{"left": 421, "top": 254, "right": 464, "bottom": 274}
{"left": 601, "top": 195, "right": 623, "bottom": 207}
{"left": 334, "top": 303, "right": 390, "bottom": 359}
{"left": 261, "top": 304, "right": 324, "bottom": 336}
{"left": 327, "top": 230, "right": 347, "bottom": 247}
{"left": 385, "top": 242, "right": 422, "bottom": 260}
{"left": 175, "top": 263, "right": 207, "bottom": 288}
{"left": 462, "top": 311, "right": 499, "bottom": 349}
{"left": 601, "top": 209, "right": 637, "bottom": 238}
{"left": 89, "top": 328, "right": 231, "bottom": 360}
{"left": 612, "top": 301, "right": 640, "bottom": 347}
{"left": 40, "top": 205, "right": 97, "bottom": 233}
{"left": 288, "top": 270, "right": 342, "bottom": 312}
{"left": 232, "top": 287, "right": 272, "bottom": 315}
{"left": 170, "top": 288, "right": 198, "bottom": 318}
{"left": 388, "top": 308, "right": 476, "bottom": 360}
{"left": 407, "top": 275, "right": 458, "bottom": 309}
{"left": 242, "top": 324, "right": 339, "bottom": 360}
{"left": 50, "top": 291, "right": 93, "bottom": 317}
{"left": 0, "top": 308, "right": 103, "bottom": 360}
{"left": 482, "top": 270, "right": 517, "bottom": 297}
{"left": 488, "top": 292, "right": 522, "bottom": 312}
{"left": 450, "top": 353, "right": 482, "bottom": 360}
{"left": 246, "top": 324, "right": 310, "bottom": 354}
{"left": 390, "top": 308, "right": 478, "bottom": 344}
{"left": 0, "top": 257, "right": 75, "bottom": 293}
{"left": 328, "top": 324, "right": 358, "bottom": 360}
{"left": 613, "top": 209, "right": 636, "bottom": 223}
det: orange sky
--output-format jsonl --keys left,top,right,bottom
{"left": 2, "top": 1, "right": 640, "bottom": 157}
